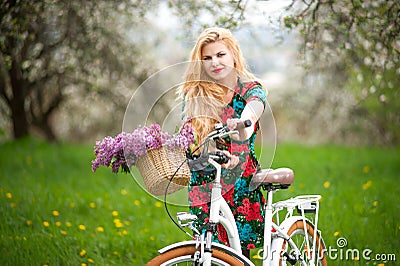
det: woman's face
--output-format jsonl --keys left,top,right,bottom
{"left": 201, "top": 41, "right": 236, "bottom": 85}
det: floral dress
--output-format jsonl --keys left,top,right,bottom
{"left": 187, "top": 79, "right": 267, "bottom": 251}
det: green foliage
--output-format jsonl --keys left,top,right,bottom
{"left": 281, "top": 0, "right": 400, "bottom": 145}
{"left": 0, "top": 139, "right": 399, "bottom": 264}
{"left": 347, "top": 66, "right": 400, "bottom": 144}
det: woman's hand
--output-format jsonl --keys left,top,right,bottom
{"left": 221, "top": 150, "right": 239, "bottom": 169}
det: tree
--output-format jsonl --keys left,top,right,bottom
{"left": 0, "top": 0, "right": 247, "bottom": 141}
{"left": 281, "top": 0, "right": 400, "bottom": 144}
{"left": 0, "top": 0, "right": 155, "bottom": 140}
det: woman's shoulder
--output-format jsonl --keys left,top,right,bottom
{"left": 237, "top": 79, "right": 267, "bottom": 105}
{"left": 238, "top": 77, "right": 263, "bottom": 89}
{"left": 238, "top": 78, "right": 265, "bottom": 94}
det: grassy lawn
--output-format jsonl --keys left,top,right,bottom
{"left": 0, "top": 137, "right": 399, "bottom": 265}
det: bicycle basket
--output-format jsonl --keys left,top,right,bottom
{"left": 135, "top": 146, "right": 190, "bottom": 196}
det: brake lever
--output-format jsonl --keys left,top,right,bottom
{"left": 212, "top": 130, "right": 239, "bottom": 140}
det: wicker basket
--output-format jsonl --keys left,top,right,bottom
{"left": 135, "top": 146, "right": 190, "bottom": 196}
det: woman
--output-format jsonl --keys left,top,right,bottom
{"left": 178, "top": 27, "right": 267, "bottom": 258}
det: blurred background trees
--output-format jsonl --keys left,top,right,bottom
{"left": 0, "top": 1, "right": 154, "bottom": 140}
{"left": 0, "top": 0, "right": 245, "bottom": 141}
{"left": 279, "top": 0, "right": 399, "bottom": 145}
{"left": 0, "top": 0, "right": 398, "bottom": 145}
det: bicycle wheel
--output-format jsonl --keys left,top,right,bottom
{"left": 147, "top": 244, "right": 248, "bottom": 266}
{"left": 280, "top": 220, "right": 327, "bottom": 266}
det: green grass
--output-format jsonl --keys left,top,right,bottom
{"left": 0, "top": 137, "right": 399, "bottom": 265}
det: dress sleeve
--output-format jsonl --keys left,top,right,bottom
{"left": 243, "top": 83, "right": 267, "bottom": 109}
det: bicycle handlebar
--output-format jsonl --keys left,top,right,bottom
{"left": 187, "top": 119, "right": 252, "bottom": 170}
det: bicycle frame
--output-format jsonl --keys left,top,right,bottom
{"left": 202, "top": 156, "right": 323, "bottom": 266}
{"left": 207, "top": 158, "right": 242, "bottom": 252}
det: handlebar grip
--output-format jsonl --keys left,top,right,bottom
{"left": 209, "top": 151, "right": 229, "bottom": 164}
{"left": 235, "top": 119, "right": 252, "bottom": 130}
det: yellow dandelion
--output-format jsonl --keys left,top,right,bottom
{"left": 81, "top": 264, "right": 87, "bottom": 266}
{"left": 121, "top": 189, "right": 128, "bottom": 195}
{"left": 334, "top": 231, "right": 340, "bottom": 237}
{"left": 43, "top": 221, "right": 50, "bottom": 227}
{"left": 79, "top": 249, "right": 87, "bottom": 257}
{"left": 373, "top": 201, "right": 378, "bottom": 207}
{"left": 79, "top": 224, "right": 86, "bottom": 231}
{"left": 150, "top": 236, "right": 155, "bottom": 241}
{"left": 26, "top": 220, "right": 33, "bottom": 226}
{"left": 52, "top": 210, "right": 60, "bottom": 217}
{"left": 6, "top": 193, "right": 12, "bottom": 199}
{"left": 113, "top": 251, "right": 119, "bottom": 256}
{"left": 362, "top": 180, "right": 372, "bottom": 190}
{"left": 377, "top": 264, "right": 385, "bottom": 266}
{"left": 89, "top": 202, "right": 96, "bottom": 208}
{"left": 353, "top": 256, "right": 360, "bottom": 261}
{"left": 111, "top": 211, "right": 119, "bottom": 217}
{"left": 55, "top": 221, "right": 62, "bottom": 227}
{"left": 10, "top": 202, "right": 16, "bottom": 208}
{"left": 65, "top": 221, "right": 72, "bottom": 227}
{"left": 134, "top": 200, "right": 140, "bottom": 206}
{"left": 124, "top": 220, "right": 131, "bottom": 226}
{"left": 115, "top": 222, "right": 124, "bottom": 229}
{"left": 323, "top": 181, "right": 330, "bottom": 188}
{"left": 122, "top": 230, "right": 128, "bottom": 235}
{"left": 87, "top": 258, "right": 94, "bottom": 263}
{"left": 155, "top": 202, "right": 163, "bottom": 208}
{"left": 61, "top": 230, "right": 67, "bottom": 236}
{"left": 363, "top": 165, "right": 370, "bottom": 173}
{"left": 96, "top": 226, "right": 104, "bottom": 232}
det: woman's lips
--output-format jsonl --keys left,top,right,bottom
{"left": 212, "top": 68, "right": 223, "bottom": 73}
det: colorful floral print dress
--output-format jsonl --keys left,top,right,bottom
{"left": 187, "top": 79, "right": 267, "bottom": 251}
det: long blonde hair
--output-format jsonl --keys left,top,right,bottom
{"left": 178, "top": 27, "right": 256, "bottom": 149}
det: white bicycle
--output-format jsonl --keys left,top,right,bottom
{"left": 147, "top": 120, "right": 327, "bottom": 265}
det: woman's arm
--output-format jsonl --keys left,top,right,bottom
{"left": 227, "top": 100, "right": 264, "bottom": 141}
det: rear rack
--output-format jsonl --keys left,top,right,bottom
{"left": 273, "top": 195, "right": 321, "bottom": 214}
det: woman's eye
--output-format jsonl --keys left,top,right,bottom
{"left": 217, "top": 53, "right": 226, "bottom": 57}
{"left": 203, "top": 56, "right": 211, "bottom": 60}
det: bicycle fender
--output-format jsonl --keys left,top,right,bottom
{"left": 156, "top": 240, "right": 255, "bottom": 266}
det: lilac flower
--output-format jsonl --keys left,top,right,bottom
{"left": 91, "top": 122, "right": 194, "bottom": 174}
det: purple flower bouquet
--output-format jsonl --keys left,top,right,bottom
{"left": 91, "top": 122, "right": 195, "bottom": 175}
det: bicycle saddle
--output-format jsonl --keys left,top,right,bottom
{"left": 252, "top": 168, "right": 294, "bottom": 186}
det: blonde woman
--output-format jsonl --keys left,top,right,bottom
{"left": 178, "top": 27, "right": 267, "bottom": 258}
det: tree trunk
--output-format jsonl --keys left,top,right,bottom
{"left": 10, "top": 93, "right": 29, "bottom": 138}
{"left": 9, "top": 58, "right": 29, "bottom": 139}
